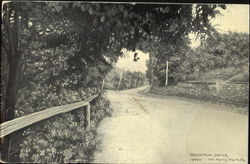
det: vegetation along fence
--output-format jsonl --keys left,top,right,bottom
{"left": 1, "top": 93, "right": 99, "bottom": 138}
{"left": 0, "top": 93, "right": 99, "bottom": 163}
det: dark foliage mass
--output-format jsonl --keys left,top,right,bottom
{"left": 1, "top": 2, "right": 225, "bottom": 162}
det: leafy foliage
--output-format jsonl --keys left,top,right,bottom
{"left": 181, "top": 32, "right": 249, "bottom": 81}
{"left": 145, "top": 31, "right": 249, "bottom": 86}
{"left": 17, "top": 96, "right": 112, "bottom": 163}
{"left": 199, "top": 32, "right": 249, "bottom": 67}
{"left": 143, "top": 39, "right": 192, "bottom": 86}
{"left": 1, "top": 2, "right": 227, "bottom": 162}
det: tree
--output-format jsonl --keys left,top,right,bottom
{"left": 199, "top": 31, "right": 249, "bottom": 68}
{"left": 141, "top": 4, "right": 226, "bottom": 87}
{"left": 1, "top": 2, "right": 226, "bottom": 121}
{"left": 1, "top": 2, "right": 32, "bottom": 160}
{"left": 178, "top": 31, "right": 249, "bottom": 81}
{"left": 143, "top": 37, "right": 192, "bottom": 86}
{"left": 1, "top": 2, "right": 226, "bottom": 162}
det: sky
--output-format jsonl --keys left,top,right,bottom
{"left": 211, "top": 4, "right": 249, "bottom": 34}
{"left": 115, "top": 50, "right": 150, "bottom": 73}
{"left": 116, "top": 4, "right": 249, "bottom": 73}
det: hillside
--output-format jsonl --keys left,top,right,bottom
{"left": 189, "top": 65, "right": 249, "bottom": 83}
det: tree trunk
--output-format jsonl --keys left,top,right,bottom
{"left": 2, "top": 55, "right": 21, "bottom": 162}
{"left": 117, "top": 71, "right": 123, "bottom": 90}
{"left": 1, "top": 3, "right": 21, "bottom": 161}
{"left": 129, "top": 76, "right": 132, "bottom": 88}
{"left": 4, "top": 59, "right": 20, "bottom": 122}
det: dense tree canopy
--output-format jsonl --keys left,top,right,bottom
{"left": 198, "top": 31, "right": 249, "bottom": 68}
{"left": 179, "top": 31, "right": 249, "bottom": 80}
{"left": 142, "top": 38, "right": 191, "bottom": 86}
{"left": 1, "top": 1, "right": 226, "bottom": 122}
{"left": 145, "top": 31, "right": 249, "bottom": 87}
{"left": 1, "top": 2, "right": 226, "bottom": 162}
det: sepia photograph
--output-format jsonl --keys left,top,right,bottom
{"left": 1, "top": 1, "right": 249, "bottom": 163}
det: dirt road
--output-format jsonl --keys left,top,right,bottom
{"left": 93, "top": 86, "right": 248, "bottom": 163}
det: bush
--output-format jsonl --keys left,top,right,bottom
{"left": 11, "top": 90, "right": 112, "bottom": 163}
{"left": 218, "top": 83, "right": 249, "bottom": 103}
{"left": 148, "top": 83, "right": 249, "bottom": 114}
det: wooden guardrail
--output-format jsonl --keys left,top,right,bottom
{"left": 0, "top": 94, "right": 99, "bottom": 138}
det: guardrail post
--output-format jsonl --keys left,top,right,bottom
{"left": 84, "top": 103, "right": 91, "bottom": 130}
{"left": 215, "top": 79, "right": 224, "bottom": 94}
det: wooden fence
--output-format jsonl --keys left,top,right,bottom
{"left": 180, "top": 72, "right": 249, "bottom": 86}
{"left": 179, "top": 80, "right": 248, "bottom": 86}
{"left": 0, "top": 93, "right": 99, "bottom": 138}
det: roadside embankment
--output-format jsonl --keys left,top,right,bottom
{"left": 139, "top": 84, "right": 249, "bottom": 115}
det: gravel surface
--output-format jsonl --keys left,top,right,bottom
{"left": 93, "top": 86, "right": 248, "bottom": 163}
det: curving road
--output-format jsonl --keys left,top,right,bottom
{"left": 93, "top": 86, "right": 248, "bottom": 163}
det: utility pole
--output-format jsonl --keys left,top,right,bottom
{"left": 117, "top": 70, "right": 123, "bottom": 89}
{"left": 101, "top": 78, "right": 105, "bottom": 89}
{"left": 165, "top": 60, "right": 169, "bottom": 86}
{"left": 129, "top": 75, "right": 132, "bottom": 88}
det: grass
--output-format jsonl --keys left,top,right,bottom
{"left": 144, "top": 83, "right": 249, "bottom": 115}
{"left": 188, "top": 66, "right": 249, "bottom": 82}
